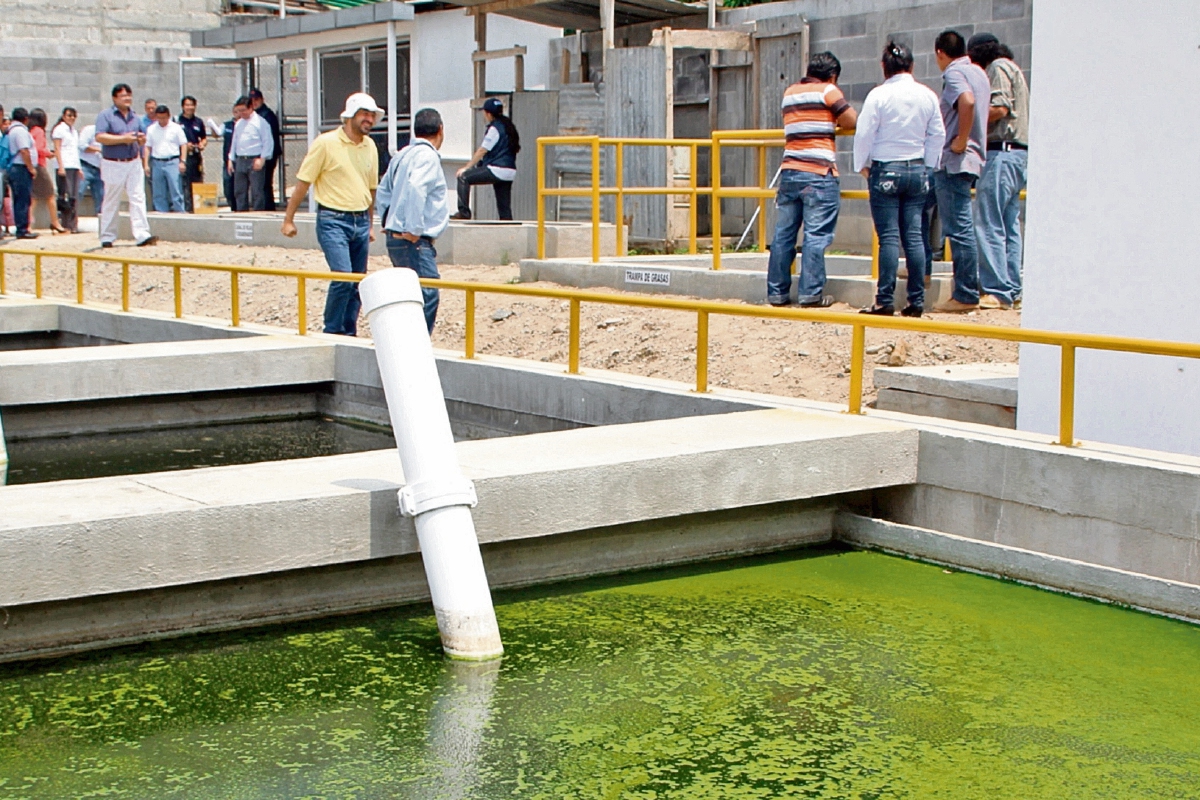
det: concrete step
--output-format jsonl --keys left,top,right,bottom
{"left": 873, "top": 363, "right": 1018, "bottom": 428}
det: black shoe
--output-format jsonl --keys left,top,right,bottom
{"left": 449, "top": 211, "right": 471, "bottom": 221}
{"left": 101, "top": 241, "right": 114, "bottom": 248}
{"left": 17, "top": 232, "right": 39, "bottom": 240}
{"left": 767, "top": 297, "right": 792, "bottom": 307}
{"left": 860, "top": 304, "right": 894, "bottom": 315}
{"left": 136, "top": 235, "right": 158, "bottom": 247}
{"left": 799, "top": 296, "right": 835, "bottom": 309}
{"left": 900, "top": 305, "right": 923, "bottom": 318}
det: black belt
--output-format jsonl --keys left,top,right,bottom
{"left": 318, "top": 203, "right": 370, "bottom": 216}
{"left": 987, "top": 141, "right": 1027, "bottom": 152}
{"left": 386, "top": 231, "right": 434, "bottom": 243}
{"left": 103, "top": 156, "right": 138, "bottom": 162}
{"left": 151, "top": 156, "right": 179, "bottom": 161}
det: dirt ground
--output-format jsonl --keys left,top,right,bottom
{"left": 1, "top": 232, "right": 1019, "bottom": 406}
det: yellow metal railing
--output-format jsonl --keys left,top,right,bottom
{"left": 536, "top": 130, "right": 1026, "bottom": 281}
{"left": 3, "top": 248, "right": 1197, "bottom": 449}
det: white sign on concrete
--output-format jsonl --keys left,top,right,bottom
{"left": 1018, "top": 0, "right": 1200, "bottom": 456}
{"left": 625, "top": 269, "right": 671, "bottom": 287}
{"left": 234, "top": 221, "right": 254, "bottom": 241}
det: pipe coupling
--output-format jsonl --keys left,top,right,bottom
{"left": 398, "top": 476, "right": 478, "bottom": 517}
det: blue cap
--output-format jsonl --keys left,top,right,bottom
{"left": 483, "top": 97, "right": 503, "bottom": 115}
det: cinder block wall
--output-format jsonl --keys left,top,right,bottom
{"left": 0, "top": 0, "right": 223, "bottom": 120}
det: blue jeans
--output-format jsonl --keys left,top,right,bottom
{"left": 386, "top": 235, "right": 441, "bottom": 333}
{"left": 316, "top": 208, "right": 372, "bottom": 336}
{"left": 81, "top": 162, "right": 104, "bottom": 213}
{"left": 934, "top": 170, "right": 981, "bottom": 304}
{"left": 6, "top": 165, "right": 33, "bottom": 236}
{"left": 766, "top": 170, "right": 840, "bottom": 304}
{"left": 868, "top": 160, "right": 929, "bottom": 309}
{"left": 975, "top": 148, "right": 1027, "bottom": 305}
{"left": 150, "top": 158, "right": 185, "bottom": 212}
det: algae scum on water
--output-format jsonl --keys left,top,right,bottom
{"left": 1, "top": 549, "right": 1198, "bottom": 799}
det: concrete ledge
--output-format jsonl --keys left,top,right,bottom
{"left": 874, "top": 363, "right": 1018, "bottom": 406}
{"left": 836, "top": 511, "right": 1200, "bottom": 623}
{"left": 0, "top": 299, "right": 58, "bottom": 334}
{"left": 0, "top": 336, "right": 336, "bottom": 405}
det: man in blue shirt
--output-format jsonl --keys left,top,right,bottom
{"left": 5, "top": 108, "right": 39, "bottom": 240}
{"left": 931, "top": 30, "right": 991, "bottom": 312}
{"left": 376, "top": 108, "right": 449, "bottom": 333}
{"left": 94, "top": 83, "right": 156, "bottom": 247}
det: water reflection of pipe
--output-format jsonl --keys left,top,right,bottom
{"left": 359, "top": 268, "right": 503, "bottom": 660}
{"left": 422, "top": 659, "right": 502, "bottom": 799}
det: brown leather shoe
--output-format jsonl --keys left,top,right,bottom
{"left": 979, "top": 294, "right": 1013, "bottom": 310}
{"left": 934, "top": 298, "right": 979, "bottom": 313}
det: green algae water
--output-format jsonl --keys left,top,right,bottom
{"left": 2, "top": 549, "right": 1198, "bottom": 799}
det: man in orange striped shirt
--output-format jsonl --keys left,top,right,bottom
{"left": 767, "top": 52, "right": 857, "bottom": 307}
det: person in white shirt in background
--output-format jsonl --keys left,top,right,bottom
{"left": 226, "top": 95, "right": 274, "bottom": 212}
{"left": 853, "top": 41, "right": 945, "bottom": 317}
{"left": 51, "top": 108, "right": 82, "bottom": 233}
{"left": 376, "top": 108, "right": 449, "bottom": 333}
{"left": 77, "top": 123, "right": 103, "bottom": 219}
{"left": 142, "top": 105, "right": 189, "bottom": 213}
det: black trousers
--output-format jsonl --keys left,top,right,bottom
{"left": 262, "top": 156, "right": 278, "bottom": 211}
{"left": 457, "top": 165, "right": 513, "bottom": 220}
{"left": 182, "top": 152, "right": 204, "bottom": 213}
{"left": 224, "top": 169, "right": 237, "bottom": 212}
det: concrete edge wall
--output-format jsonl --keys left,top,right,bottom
{"left": 835, "top": 512, "right": 1200, "bottom": 623}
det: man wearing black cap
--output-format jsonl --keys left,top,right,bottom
{"left": 249, "top": 88, "right": 283, "bottom": 211}
{"left": 451, "top": 97, "right": 520, "bottom": 220}
{"left": 968, "top": 33, "right": 1029, "bottom": 310}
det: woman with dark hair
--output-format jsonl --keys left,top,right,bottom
{"left": 852, "top": 42, "right": 945, "bottom": 316}
{"left": 452, "top": 97, "right": 520, "bottom": 220}
{"left": 28, "top": 108, "right": 65, "bottom": 233}
{"left": 51, "top": 107, "right": 81, "bottom": 233}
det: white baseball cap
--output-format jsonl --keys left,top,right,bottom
{"left": 340, "top": 92, "right": 384, "bottom": 119}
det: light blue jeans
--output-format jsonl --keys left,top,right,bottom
{"left": 150, "top": 158, "right": 185, "bottom": 212}
{"left": 766, "top": 171, "right": 841, "bottom": 304}
{"left": 934, "top": 170, "right": 981, "bottom": 304}
{"left": 316, "top": 208, "right": 372, "bottom": 336}
{"left": 81, "top": 161, "right": 104, "bottom": 213}
{"left": 386, "top": 235, "right": 441, "bottom": 333}
{"left": 975, "top": 148, "right": 1027, "bottom": 305}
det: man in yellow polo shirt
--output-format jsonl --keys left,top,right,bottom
{"left": 281, "top": 92, "right": 382, "bottom": 336}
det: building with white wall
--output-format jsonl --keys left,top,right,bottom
{"left": 1017, "top": 0, "right": 1200, "bottom": 455}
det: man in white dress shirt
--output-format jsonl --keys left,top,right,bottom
{"left": 142, "top": 105, "right": 188, "bottom": 213}
{"left": 376, "top": 108, "right": 449, "bottom": 333}
{"left": 226, "top": 95, "right": 274, "bottom": 212}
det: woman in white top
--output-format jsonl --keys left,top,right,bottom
{"left": 852, "top": 43, "right": 946, "bottom": 317}
{"left": 51, "top": 107, "right": 82, "bottom": 233}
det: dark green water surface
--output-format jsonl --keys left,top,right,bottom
{"left": 4, "top": 418, "right": 396, "bottom": 485}
{"left": 1, "top": 549, "right": 1198, "bottom": 798}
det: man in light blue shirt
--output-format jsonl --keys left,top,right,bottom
{"left": 376, "top": 108, "right": 449, "bottom": 333}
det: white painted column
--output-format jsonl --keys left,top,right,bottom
{"left": 386, "top": 20, "right": 398, "bottom": 156}
{"left": 359, "top": 268, "right": 504, "bottom": 660}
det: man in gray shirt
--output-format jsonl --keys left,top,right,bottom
{"left": 932, "top": 29, "right": 992, "bottom": 312}
{"left": 970, "top": 33, "right": 1030, "bottom": 310}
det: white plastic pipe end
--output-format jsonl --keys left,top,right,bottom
{"left": 359, "top": 267, "right": 423, "bottom": 317}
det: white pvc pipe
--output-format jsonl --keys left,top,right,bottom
{"left": 359, "top": 268, "right": 503, "bottom": 660}
{"left": 0, "top": 410, "right": 7, "bottom": 486}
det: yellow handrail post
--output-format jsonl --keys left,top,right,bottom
{"left": 615, "top": 141, "right": 625, "bottom": 257}
{"left": 943, "top": 239, "right": 952, "bottom": 262}
{"left": 536, "top": 138, "right": 546, "bottom": 259}
{"left": 756, "top": 144, "right": 767, "bottom": 252}
{"left": 34, "top": 254, "right": 42, "bottom": 298}
{"left": 75, "top": 256, "right": 84, "bottom": 304}
{"left": 121, "top": 263, "right": 130, "bottom": 311}
{"left": 568, "top": 297, "right": 581, "bottom": 373}
{"left": 173, "top": 265, "right": 182, "bottom": 318}
{"left": 590, "top": 136, "right": 601, "bottom": 263}
{"left": 712, "top": 134, "right": 722, "bottom": 270}
{"left": 688, "top": 143, "right": 698, "bottom": 254}
{"left": 848, "top": 323, "right": 865, "bottom": 414}
{"left": 695, "top": 309, "right": 709, "bottom": 393}
{"left": 464, "top": 289, "right": 476, "bottom": 359}
{"left": 1058, "top": 345, "right": 1077, "bottom": 447}
{"left": 296, "top": 276, "right": 307, "bottom": 335}
{"left": 871, "top": 231, "right": 880, "bottom": 282}
{"left": 230, "top": 271, "right": 240, "bottom": 327}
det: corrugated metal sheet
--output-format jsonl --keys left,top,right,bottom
{"left": 605, "top": 46, "right": 667, "bottom": 244}
{"left": 553, "top": 83, "right": 606, "bottom": 221}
